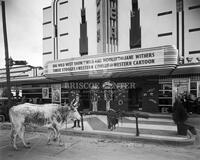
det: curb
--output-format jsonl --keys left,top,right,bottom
{"left": 0, "top": 123, "right": 194, "bottom": 146}
{"left": 59, "top": 130, "right": 194, "bottom": 146}
{"left": 145, "top": 113, "right": 172, "bottom": 119}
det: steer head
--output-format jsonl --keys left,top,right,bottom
{"left": 58, "top": 105, "right": 81, "bottom": 123}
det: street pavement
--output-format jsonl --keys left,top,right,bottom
{"left": 0, "top": 130, "right": 199, "bottom": 160}
{"left": 185, "top": 114, "right": 200, "bottom": 130}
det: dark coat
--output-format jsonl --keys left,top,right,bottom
{"left": 172, "top": 99, "right": 188, "bottom": 124}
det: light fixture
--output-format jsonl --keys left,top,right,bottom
{"left": 196, "top": 57, "right": 200, "bottom": 63}
{"left": 186, "top": 57, "right": 193, "bottom": 63}
{"left": 178, "top": 56, "right": 184, "bottom": 64}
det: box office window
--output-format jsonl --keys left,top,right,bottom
{"left": 190, "top": 81, "right": 200, "bottom": 98}
{"left": 158, "top": 81, "right": 172, "bottom": 112}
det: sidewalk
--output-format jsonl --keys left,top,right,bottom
{"left": 65, "top": 113, "right": 194, "bottom": 146}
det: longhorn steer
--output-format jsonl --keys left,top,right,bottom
{"left": 9, "top": 103, "right": 81, "bottom": 150}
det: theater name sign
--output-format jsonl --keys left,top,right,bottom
{"left": 44, "top": 46, "right": 178, "bottom": 77}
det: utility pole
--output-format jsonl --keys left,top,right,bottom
{"left": 1, "top": 1, "right": 12, "bottom": 116}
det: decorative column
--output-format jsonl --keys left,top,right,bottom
{"left": 79, "top": 0, "right": 88, "bottom": 56}
{"left": 130, "top": 0, "right": 141, "bottom": 49}
{"left": 104, "top": 90, "right": 113, "bottom": 111}
{"left": 103, "top": 81, "right": 114, "bottom": 111}
{"left": 91, "top": 85, "right": 99, "bottom": 111}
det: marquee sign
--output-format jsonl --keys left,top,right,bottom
{"left": 44, "top": 49, "right": 165, "bottom": 75}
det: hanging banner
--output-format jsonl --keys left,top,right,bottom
{"left": 42, "top": 88, "right": 49, "bottom": 99}
{"left": 51, "top": 84, "right": 61, "bottom": 103}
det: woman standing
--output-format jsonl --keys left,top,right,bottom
{"left": 71, "top": 93, "right": 81, "bottom": 128}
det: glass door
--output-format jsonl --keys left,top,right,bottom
{"left": 198, "top": 81, "right": 200, "bottom": 98}
{"left": 172, "top": 78, "right": 189, "bottom": 104}
{"left": 159, "top": 82, "right": 172, "bottom": 112}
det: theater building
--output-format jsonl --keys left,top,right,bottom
{"left": 1, "top": 0, "right": 200, "bottom": 113}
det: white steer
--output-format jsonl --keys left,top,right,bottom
{"left": 9, "top": 103, "right": 81, "bottom": 150}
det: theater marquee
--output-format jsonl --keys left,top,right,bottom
{"left": 45, "top": 49, "right": 165, "bottom": 75}
{"left": 44, "top": 45, "right": 178, "bottom": 79}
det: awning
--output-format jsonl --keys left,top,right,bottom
{"left": 0, "top": 76, "right": 56, "bottom": 86}
{"left": 172, "top": 63, "right": 200, "bottom": 75}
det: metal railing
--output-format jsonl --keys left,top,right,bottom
{"left": 79, "top": 111, "right": 149, "bottom": 136}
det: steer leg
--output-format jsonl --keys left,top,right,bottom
{"left": 11, "top": 124, "right": 20, "bottom": 150}
{"left": 47, "top": 126, "right": 58, "bottom": 145}
{"left": 52, "top": 123, "right": 59, "bottom": 142}
{"left": 19, "top": 125, "right": 30, "bottom": 148}
{"left": 13, "top": 132, "right": 18, "bottom": 150}
{"left": 10, "top": 126, "right": 18, "bottom": 150}
{"left": 47, "top": 128, "right": 55, "bottom": 145}
{"left": 57, "top": 131, "right": 64, "bottom": 146}
{"left": 10, "top": 124, "right": 15, "bottom": 146}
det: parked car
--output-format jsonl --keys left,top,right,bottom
{"left": 0, "top": 97, "right": 9, "bottom": 122}
{"left": 195, "top": 97, "right": 200, "bottom": 114}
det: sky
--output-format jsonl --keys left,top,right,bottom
{"left": 0, "top": 0, "right": 52, "bottom": 69}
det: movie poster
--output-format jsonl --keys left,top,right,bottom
{"left": 51, "top": 84, "right": 61, "bottom": 103}
{"left": 0, "top": 88, "right": 3, "bottom": 97}
{"left": 42, "top": 88, "right": 49, "bottom": 99}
